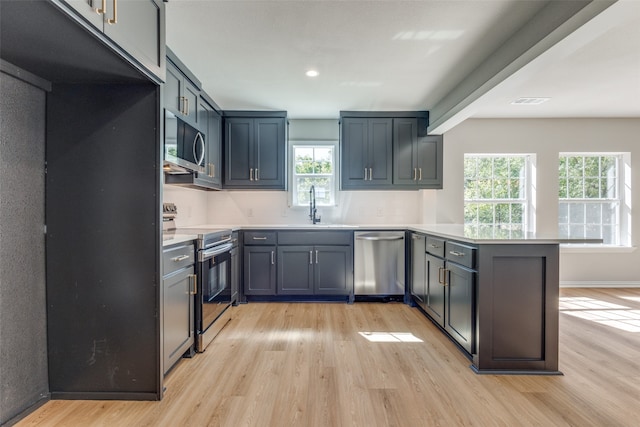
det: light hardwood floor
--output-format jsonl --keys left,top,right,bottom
{"left": 15, "top": 288, "right": 640, "bottom": 426}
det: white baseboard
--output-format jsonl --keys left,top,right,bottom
{"left": 560, "top": 281, "right": 640, "bottom": 288}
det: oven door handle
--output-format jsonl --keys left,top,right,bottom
{"left": 200, "top": 243, "right": 233, "bottom": 261}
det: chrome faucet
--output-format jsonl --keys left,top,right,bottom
{"left": 309, "top": 185, "right": 321, "bottom": 224}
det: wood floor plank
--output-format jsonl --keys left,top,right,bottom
{"left": 14, "top": 289, "right": 640, "bottom": 427}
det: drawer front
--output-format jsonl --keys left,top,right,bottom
{"left": 163, "top": 243, "right": 195, "bottom": 276}
{"left": 244, "top": 231, "right": 277, "bottom": 245}
{"left": 426, "top": 236, "right": 445, "bottom": 257}
{"left": 278, "top": 231, "right": 352, "bottom": 246}
{"left": 445, "top": 241, "right": 476, "bottom": 269}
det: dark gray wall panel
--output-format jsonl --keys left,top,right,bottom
{"left": 0, "top": 71, "right": 48, "bottom": 424}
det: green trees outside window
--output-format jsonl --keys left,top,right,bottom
{"left": 293, "top": 145, "right": 335, "bottom": 206}
{"left": 558, "top": 154, "right": 620, "bottom": 244}
{"left": 464, "top": 155, "right": 529, "bottom": 238}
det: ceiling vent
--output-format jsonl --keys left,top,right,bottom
{"left": 511, "top": 97, "right": 550, "bottom": 105}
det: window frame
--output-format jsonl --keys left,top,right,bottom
{"left": 288, "top": 140, "right": 339, "bottom": 208}
{"left": 558, "top": 152, "right": 628, "bottom": 246}
{"left": 463, "top": 153, "right": 534, "bottom": 238}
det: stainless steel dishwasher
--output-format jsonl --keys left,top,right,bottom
{"left": 354, "top": 231, "right": 405, "bottom": 299}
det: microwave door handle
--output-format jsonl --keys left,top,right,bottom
{"left": 193, "top": 132, "right": 205, "bottom": 167}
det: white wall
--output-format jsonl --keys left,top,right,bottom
{"left": 439, "top": 118, "right": 640, "bottom": 285}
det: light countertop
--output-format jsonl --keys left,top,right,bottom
{"left": 175, "top": 223, "right": 569, "bottom": 245}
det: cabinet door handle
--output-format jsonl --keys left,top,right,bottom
{"left": 413, "top": 168, "right": 417, "bottom": 181}
{"left": 438, "top": 267, "right": 448, "bottom": 285}
{"left": 190, "top": 274, "right": 197, "bottom": 295}
{"left": 250, "top": 168, "right": 254, "bottom": 181}
{"left": 107, "top": 0, "right": 117, "bottom": 24}
{"left": 211, "top": 163, "right": 215, "bottom": 178}
{"left": 171, "top": 255, "right": 190, "bottom": 262}
{"left": 271, "top": 251, "right": 275, "bottom": 265}
{"left": 364, "top": 168, "right": 367, "bottom": 180}
{"left": 419, "top": 168, "right": 422, "bottom": 181}
{"left": 449, "top": 250, "right": 465, "bottom": 257}
{"left": 255, "top": 168, "right": 259, "bottom": 181}
{"left": 95, "top": 0, "right": 106, "bottom": 14}
{"left": 252, "top": 236, "right": 267, "bottom": 240}
{"left": 309, "top": 251, "right": 313, "bottom": 264}
{"left": 315, "top": 250, "right": 319, "bottom": 264}
{"left": 429, "top": 244, "right": 440, "bottom": 249}
{"left": 369, "top": 168, "right": 373, "bottom": 180}
{"left": 185, "top": 97, "right": 189, "bottom": 116}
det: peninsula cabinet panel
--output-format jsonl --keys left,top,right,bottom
{"left": 474, "top": 244, "right": 559, "bottom": 373}
{"left": 445, "top": 263, "right": 475, "bottom": 354}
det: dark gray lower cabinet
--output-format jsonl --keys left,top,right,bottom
{"left": 244, "top": 231, "right": 353, "bottom": 298}
{"left": 243, "top": 246, "right": 276, "bottom": 295}
{"left": 277, "top": 246, "right": 314, "bottom": 295}
{"left": 277, "top": 245, "right": 354, "bottom": 296}
{"left": 424, "top": 253, "right": 446, "bottom": 327}
{"left": 277, "top": 244, "right": 352, "bottom": 295}
{"left": 445, "top": 262, "right": 475, "bottom": 354}
{"left": 314, "top": 246, "right": 353, "bottom": 295}
{"left": 411, "top": 233, "right": 560, "bottom": 374}
{"left": 162, "top": 243, "right": 195, "bottom": 375}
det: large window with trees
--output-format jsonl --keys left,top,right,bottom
{"left": 558, "top": 154, "right": 622, "bottom": 245}
{"left": 291, "top": 144, "right": 337, "bottom": 207}
{"left": 464, "top": 154, "right": 531, "bottom": 238}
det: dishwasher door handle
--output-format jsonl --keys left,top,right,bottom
{"left": 356, "top": 235, "right": 404, "bottom": 241}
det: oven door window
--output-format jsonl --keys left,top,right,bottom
{"left": 202, "top": 253, "right": 231, "bottom": 328}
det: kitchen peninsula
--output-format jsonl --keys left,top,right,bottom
{"left": 170, "top": 223, "right": 561, "bottom": 375}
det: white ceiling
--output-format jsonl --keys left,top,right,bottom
{"left": 166, "top": 0, "right": 640, "bottom": 133}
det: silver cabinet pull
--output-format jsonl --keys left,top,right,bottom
{"left": 429, "top": 244, "right": 440, "bottom": 249}
{"left": 419, "top": 168, "right": 422, "bottom": 181}
{"left": 252, "top": 236, "right": 267, "bottom": 240}
{"left": 309, "top": 251, "right": 313, "bottom": 264}
{"left": 449, "top": 250, "right": 465, "bottom": 257}
{"left": 364, "top": 168, "right": 367, "bottom": 180}
{"left": 185, "top": 97, "right": 189, "bottom": 116}
{"left": 211, "top": 163, "right": 215, "bottom": 178}
{"left": 271, "top": 251, "right": 275, "bottom": 265}
{"left": 315, "top": 250, "right": 318, "bottom": 264}
{"left": 438, "top": 267, "right": 448, "bottom": 285}
{"left": 107, "top": 0, "right": 117, "bottom": 24}
{"left": 369, "top": 168, "right": 373, "bottom": 180}
{"left": 255, "top": 168, "right": 259, "bottom": 181}
{"left": 171, "top": 255, "right": 190, "bottom": 262}
{"left": 413, "top": 168, "right": 417, "bottom": 181}
{"left": 250, "top": 168, "right": 254, "bottom": 181}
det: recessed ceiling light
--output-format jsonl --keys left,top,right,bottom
{"left": 306, "top": 70, "right": 319, "bottom": 77}
{"left": 511, "top": 97, "right": 551, "bottom": 105}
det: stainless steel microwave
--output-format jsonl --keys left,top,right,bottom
{"left": 164, "top": 110, "right": 206, "bottom": 174}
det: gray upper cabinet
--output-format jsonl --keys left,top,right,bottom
{"left": 165, "top": 60, "right": 199, "bottom": 125}
{"left": 62, "top": 0, "right": 165, "bottom": 81}
{"left": 393, "top": 119, "right": 443, "bottom": 188}
{"left": 341, "top": 117, "right": 393, "bottom": 189}
{"left": 223, "top": 113, "right": 286, "bottom": 189}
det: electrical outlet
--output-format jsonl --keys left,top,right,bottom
{"left": 248, "top": 208, "right": 254, "bottom": 218}
{"left": 281, "top": 207, "right": 288, "bottom": 217}
{"left": 376, "top": 207, "right": 384, "bottom": 217}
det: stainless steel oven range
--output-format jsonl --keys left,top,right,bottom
{"left": 177, "top": 227, "right": 234, "bottom": 352}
